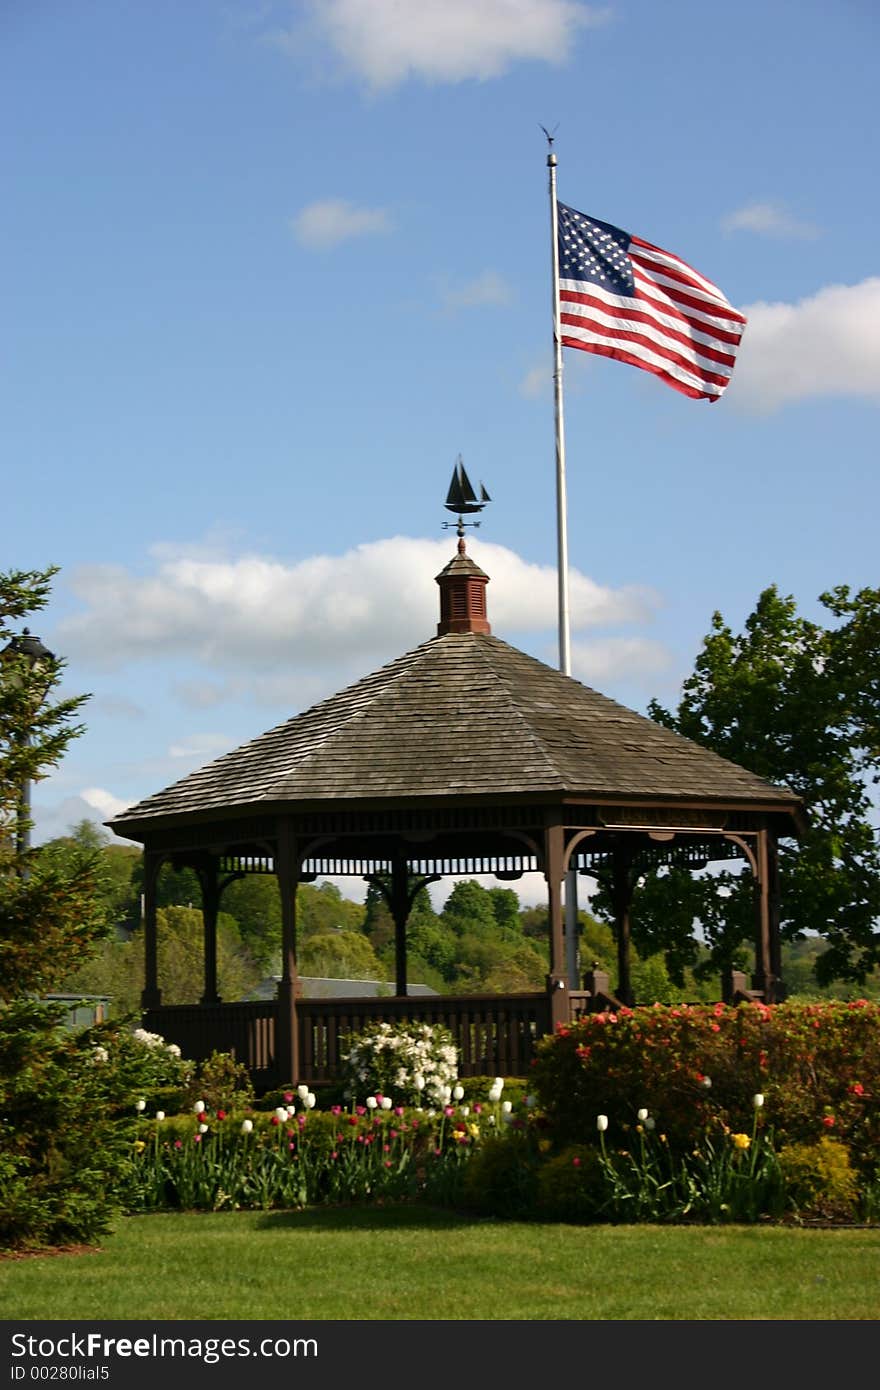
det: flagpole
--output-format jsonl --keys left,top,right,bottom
{"left": 546, "top": 135, "right": 580, "bottom": 990}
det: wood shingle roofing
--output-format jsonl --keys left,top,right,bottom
{"left": 109, "top": 630, "right": 800, "bottom": 834}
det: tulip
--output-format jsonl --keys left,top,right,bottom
{"left": 135, "top": 1099, "right": 146, "bottom": 1112}
{"left": 241, "top": 1119, "right": 254, "bottom": 1134}
{"left": 194, "top": 1100, "right": 206, "bottom": 1114}
{"left": 494, "top": 1077, "right": 505, "bottom": 1091}
{"left": 275, "top": 1107, "right": 288, "bottom": 1122}
{"left": 198, "top": 1122, "right": 208, "bottom": 1134}
{"left": 297, "top": 1084, "right": 310, "bottom": 1100}
{"left": 413, "top": 1074, "right": 425, "bottom": 1092}
{"left": 366, "top": 1096, "right": 378, "bottom": 1110}
{"left": 306, "top": 1093, "right": 317, "bottom": 1109}
{"left": 700, "top": 1076, "right": 712, "bottom": 1090}
{"left": 452, "top": 1084, "right": 464, "bottom": 1101}
{"left": 380, "top": 1096, "right": 392, "bottom": 1110}
{"left": 460, "top": 1105, "right": 470, "bottom": 1117}
{"left": 501, "top": 1100, "right": 512, "bottom": 1114}
{"left": 155, "top": 1111, "right": 165, "bottom": 1122}
{"left": 637, "top": 1108, "right": 649, "bottom": 1122}
{"left": 596, "top": 1114, "right": 609, "bottom": 1132}
{"left": 753, "top": 1093, "right": 765, "bottom": 1109}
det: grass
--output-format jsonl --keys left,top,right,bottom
{"left": 2, "top": 1206, "right": 879, "bottom": 1320}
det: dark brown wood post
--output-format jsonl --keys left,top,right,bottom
{"left": 767, "top": 827, "right": 785, "bottom": 1000}
{"left": 611, "top": 839, "right": 635, "bottom": 1008}
{"left": 197, "top": 857, "right": 221, "bottom": 1005}
{"left": 752, "top": 826, "right": 777, "bottom": 1001}
{"left": 275, "top": 820, "right": 300, "bottom": 1086}
{"left": 390, "top": 852, "right": 410, "bottom": 998}
{"left": 544, "top": 818, "right": 568, "bottom": 1029}
{"left": 140, "top": 849, "right": 162, "bottom": 1009}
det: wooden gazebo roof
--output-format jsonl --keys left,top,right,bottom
{"left": 110, "top": 626, "right": 801, "bottom": 835}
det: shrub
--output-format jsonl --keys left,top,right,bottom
{"left": 184, "top": 1050, "right": 254, "bottom": 1115}
{"left": 0, "top": 999, "right": 135, "bottom": 1251}
{"left": 461, "top": 1133, "right": 539, "bottom": 1219}
{"left": 535, "top": 1145, "right": 606, "bottom": 1223}
{"left": 339, "top": 1020, "right": 459, "bottom": 1107}
{"left": 778, "top": 1137, "right": 860, "bottom": 1223}
{"left": 531, "top": 1000, "right": 880, "bottom": 1179}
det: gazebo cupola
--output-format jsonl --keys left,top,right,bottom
{"left": 435, "top": 536, "right": 491, "bottom": 635}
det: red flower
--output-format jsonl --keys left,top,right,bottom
{"left": 848, "top": 1082, "right": 865, "bottom": 1096}
{"left": 271, "top": 1115, "right": 280, "bottom": 1126}
{"left": 216, "top": 1110, "right": 226, "bottom": 1121}
{"left": 572, "top": 1156, "right": 581, "bottom": 1167}
{"left": 822, "top": 1115, "right": 836, "bottom": 1129}
{"left": 348, "top": 1115, "right": 359, "bottom": 1126}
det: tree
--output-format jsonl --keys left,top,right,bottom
{"left": 639, "top": 584, "right": 880, "bottom": 987}
{"left": 0, "top": 568, "right": 132, "bottom": 1249}
{"left": 0, "top": 568, "right": 111, "bottom": 998}
{"left": 298, "top": 929, "right": 386, "bottom": 982}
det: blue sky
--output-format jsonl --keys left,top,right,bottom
{"left": 3, "top": 1, "right": 879, "bottom": 906}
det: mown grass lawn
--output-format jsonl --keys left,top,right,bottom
{"left": 2, "top": 1206, "right": 879, "bottom": 1321}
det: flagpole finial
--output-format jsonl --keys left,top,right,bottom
{"left": 540, "top": 122, "right": 559, "bottom": 164}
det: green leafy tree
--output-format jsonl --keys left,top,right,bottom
{"left": 299, "top": 929, "right": 387, "bottom": 981}
{"left": 0, "top": 567, "right": 133, "bottom": 1250}
{"left": 637, "top": 585, "right": 880, "bottom": 987}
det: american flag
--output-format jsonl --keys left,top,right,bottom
{"left": 557, "top": 202, "right": 747, "bottom": 402}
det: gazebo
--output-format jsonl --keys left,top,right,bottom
{"left": 108, "top": 536, "right": 805, "bottom": 1090}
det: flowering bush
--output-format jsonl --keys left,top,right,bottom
{"left": 339, "top": 1020, "right": 459, "bottom": 1107}
{"left": 531, "top": 1000, "right": 880, "bottom": 1181}
{"left": 76, "top": 1020, "right": 194, "bottom": 1116}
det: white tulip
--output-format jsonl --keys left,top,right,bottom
{"left": 380, "top": 1096, "right": 392, "bottom": 1110}
{"left": 637, "top": 1108, "right": 649, "bottom": 1122}
{"left": 198, "top": 1123, "right": 208, "bottom": 1134}
{"left": 135, "top": 1100, "right": 146, "bottom": 1112}
{"left": 297, "top": 1084, "right": 310, "bottom": 1100}
{"left": 194, "top": 1100, "right": 206, "bottom": 1114}
{"left": 494, "top": 1077, "right": 505, "bottom": 1091}
{"left": 452, "top": 1084, "right": 464, "bottom": 1101}
{"left": 753, "top": 1093, "right": 765, "bottom": 1109}
{"left": 366, "top": 1096, "right": 378, "bottom": 1110}
{"left": 597, "top": 1114, "right": 609, "bottom": 1132}
{"left": 501, "top": 1100, "right": 512, "bottom": 1114}
{"left": 306, "top": 1093, "right": 317, "bottom": 1109}
{"left": 155, "top": 1111, "right": 165, "bottom": 1122}
{"left": 241, "top": 1119, "right": 254, "bottom": 1134}
{"left": 275, "top": 1107, "right": 288, "bottom": 1122}
{"left": 460, "top": 1106, "right": 470, "bottom": 1117}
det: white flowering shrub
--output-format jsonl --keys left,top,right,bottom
{"left": 340, "top": 1020, "right": 460, "bottom": 1107}
{"left": 79, "top": 1021, "right": 194, "bottom": 1114}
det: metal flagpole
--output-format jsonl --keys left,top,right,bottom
{"left": 546, "top": 133, "right": 580, "bottom": 989}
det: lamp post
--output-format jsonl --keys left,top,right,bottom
{"left": 1, "top": 626, "right": 55, "bottom": 859}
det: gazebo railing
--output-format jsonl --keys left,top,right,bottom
{"left": 144, "top": 991, "right": 553, "bottom": 1089}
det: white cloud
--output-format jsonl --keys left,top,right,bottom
{"left": 58, "top": 536, "right": 659, "bottom": 702}
{"left": 282, "top": 0, "right": 608, "bottom": 89}
{"left": 440, "top": 270, "right": 512, "bottom": 310}
{"left": 570, "top": 636, "right": 673, "bottom": 687}
{"left": 722, "top": 200, "right": 820, "bottom": 240}
{"left": 291, "top": 198, "right": 391, "bottom": 249}
{"left": 80, "top": 786, "right": 133, "bottom": 820}
{"left": 167, "top": 733, "right": 235, "bottom": 761}
{"left": 729, "top": 277, "right": 880, "bottom": 412}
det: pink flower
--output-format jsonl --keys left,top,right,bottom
{"left": 383, "top": 1144, "right": 390, "bottom": 1153}
{"left": 193, "top": 1134, "right": 202, "bottom": 1144}
{"left": 330, "top": 1151, "right": 338, "bottom": 1160}
{"left": 331, "top": 1105, "right": 342, "bottom": 1115}
{"left": 572, "top": 1156, "right": 581, "bottom": 1167}
{"left": 174, "top": 1139, "right": 182, "bottom": 1150}
{"left": 356, "top": 1105, "right": 366, "bottom": 1116}
{"left": 288, "top": 1141, "right": 295, "bottom": 1150}
{"left": 384, "top": 1160, "right": 392, "bottom": 1168}
{"left": 283, "top": 1092, "right": 294, "bottom": 1103}
{"left": 473, "top": 1104, "right": 482, "bottom": 1114}
{"left": 394, "top": 1106, "right": 404, "bottom": 1116}
{"left": 444, "top": 1106, "right": 454, "bottom": 1117}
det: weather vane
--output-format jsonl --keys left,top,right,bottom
{"left": 442, "top": 455, "right": 491, "bottom": 538}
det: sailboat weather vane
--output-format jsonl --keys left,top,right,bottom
{"left": 442, "top": 455, "right": 491, "bottom": 538}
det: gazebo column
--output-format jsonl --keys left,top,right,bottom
{"left": 275, "top": 821, "right": 301, "bottom": 1085}
{"left": 544, "top": 820, "right": 568, "bottom": 1029}
{"left": 195, "top": 856, "right": 222, "bottom": 1005}
{"left": 390, "top": 853, "right": 410, "bottom": 997}
{"left": 140, "top": 849, "right": 162, "bottom": 1009}
{"left": 611, "top": 840, "right": 635, "bottom": 1008}
{"left": 752, "top": 826, "right": 784, "bottom": 1002}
